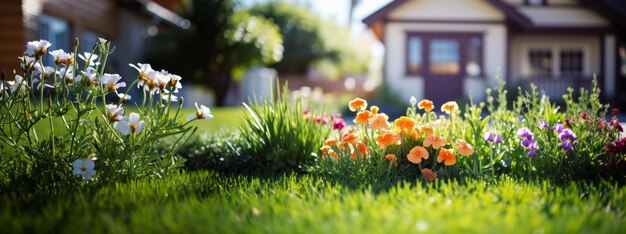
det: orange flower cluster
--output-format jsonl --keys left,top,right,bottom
{"left": 319, "top": 97, "right": 474, "bottom": 182}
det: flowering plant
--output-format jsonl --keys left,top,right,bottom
{"left": 0, "top": 38, "right": 209, "bottom": 193}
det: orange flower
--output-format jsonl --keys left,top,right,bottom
{"left": 348, "top": 98, "right": 367, "bottom": 112}
{"left": 418, "top": 99, "right": 434, "bottom": 112}
{"left": 376, "top": 129, "right": 401, "bottom": 148}
{"left": 410, "top": 130, "right": 422, "bottom": 140}
{"left": 455, "top": 139, "right": 474, "bottom": 156}
{"left": 407, "top": 146, "right": 429, "bottom": 164}
{"left": 419, "top": 126, "right": 434, "bottom": 136}
{"left": 424, "top": 135, "right": 448, "bottom": 149}
{"left": 351, "top": 142, "right": 369, "bottom": 160}
{"left": 328, "top": 149, "right": 339, "bottom": 160}
{"left": 320, "top": 145, "right": 331, "bottom": 154}
{"left": 370, "top": 106, "right": 379, "bottom": 114}
{"left": 441, "top": 101, "right": 459, "bottom": 114}
{"left": 385, "top": 154, "right": 396, "bottom": 161}
{"left": 394, "top": 116, "right": 416, "bottom": 133}
{"left": 370, "top": 113, "right": 390, "bottom": 130}
{"left": 341, "top": 132, "right": 359, "bottom": 145}
{"left": 354, "top": 110, "right": 374, "bottom": 125}
{"left": 437, "top": 148, "right": 457, "bottom": 166}
{"left": 421, "top": 168, "right": 438, "bottom": 181}
{"left": 325, "top": 138, "right": 337, "bottom": 146}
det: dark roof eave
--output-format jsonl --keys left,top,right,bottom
{"left": 362, "top": 0, "right": 408, "bottom": 26}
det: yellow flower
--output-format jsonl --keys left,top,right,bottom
{"left": 437, "top": 148, "right": 457, "bottom": 166}
{"left": 370, "top": 113, "right": 390, "bottom": 130}
{"left": 370, "top": 106, "right": 379, "bottom": 114}
{"left": 418, "top": 99, "right": 434, "bottom": 112}
{"left": 348, "top": 98, "right": 367, "bottom": 112}
{"left": 407, "top": 146, "right": 429, "bottom": 164}
{"left": 441, "top": 101, "right": 459, "bottom": 114}
{"left": 394, "top": 116, "right": 416, "bottom": 134}
{"left": 454, "top": 139, "right": 474, "bottom": 156}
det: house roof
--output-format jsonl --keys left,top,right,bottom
{"left": 119, "top": 0, "right": 190, "bottom": 30}
{"left": 363, "top": 0, "right": 623, "bottom": 31}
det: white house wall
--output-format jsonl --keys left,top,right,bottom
{"left": 388, "top": 0, "right": 504, "bottom": 21}
{"left": 510, "top": 34, "right": 601, "bottom": 81}
{"left": 384, "top": 22, "right": 507, "bottom": 102}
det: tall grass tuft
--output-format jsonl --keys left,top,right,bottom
{"left": 239, "top": 82, "right": 331, "bottom": 172}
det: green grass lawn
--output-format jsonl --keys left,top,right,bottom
{"left": 182, "top": 107, "right": 244, "bottom": 133}
{"left": 3, "top": 171, "right": 624, "bottom": 233}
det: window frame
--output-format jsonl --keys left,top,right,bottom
{"left": 523, "top": 44, "right": 589, "bottom": 78}
{"left": 404, "top": 32, "right": 484, "bottom": 78}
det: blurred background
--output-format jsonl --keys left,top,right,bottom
{"left": 1, "top": 0, "right": 626, "bottom": 117}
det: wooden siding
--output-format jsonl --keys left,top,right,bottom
{"left": 0, "top": 0, "right": 25, "bottom": 74}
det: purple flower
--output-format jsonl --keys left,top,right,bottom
{"left": 521, "top": 138, "right": 535, "bottom": 148}
{"left": 333, "top": 118, "right": 346, "bottom": 130}
{"left": 494, "top": 135, "right": 503, "bottom": 144}
{"left": 528, "top": 142, "right": 539, "bottom": 157}
{"left": 537, "top": 119, "right": 548, "bottom": 129}
{"left": 558, "top": 129, "right": 576, "bottom": 141}
{"left": 484, "top": 132, "right": 495, "bottom": 142}
{"left": 516, "top": 127, "right": 534, "bottom": 140}
{"left": 560, "top": 140, "right": 574, "bottom": 152}
{"left": 552, "top": 123, "right": 564, "bottom": 133}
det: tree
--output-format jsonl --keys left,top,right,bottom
{"left": 249, "top": 2, "right": 369, "bottom": 78}
{"left": 145, "top": 0, "right": 283, "bottom": 106}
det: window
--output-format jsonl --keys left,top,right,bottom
{"left": 407, "top": 36, "right": 422, "bottom": 74}
{"left": 529, "top": 49, "right": 553, "bottom": 76}
{"left": 39, "top": 14, "right": 70, "bottom": 66}
{"left": 619, "top": 43, "right": 626, "bottom": 77}
{"left": 559, "top": 49, "right": 583, "bottom": 76}
{"left": 429, "top": 39, "right": 460, "bottom": 75}
{"left": 81, "top": 30, "right": 100, "bottom": 52}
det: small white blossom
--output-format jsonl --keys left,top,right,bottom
{"left": 32, "top": 78, "right": 54, "bottom": 90}
{"left": 161, "top": 92, "right": 179, "bottom": 102}
{"left": 155, "top": 70, "right": 171, "bottom": 93}
{"left": 72, "top": 158, "right": 96, "bottom": 180}
{"left": 410, "top": 96, "right": 417, "bottom": 107}
{"left": 117, "top": 93, "right": 131, "bottom": 102}
{"left": 187, "top": 102, "right": 213, "bottom": 121}
{"left": 81, "top": 67, "right": 98, "bottom": 86}
{"left": 57, "top": 67, "right": 76, "bottom": 84}
{"left": 99, "top": 73, "right": 126, "bottom": 92}
{"left": 143, "top": 70, "right": 161, "bottom": 93}
{"left": 0, "top": 82, "right": 4, "bottom": 100}
{"left": 129, "top": 63, "right": 154, "bottom": 88}
{"left": 114, "top": 112, "right": 146, "bottom": 135}
{"left": 78, "top": 52, "right": 100, "bottom": 67}
{"left": 24, "top": 40, "right": 51, "bottom": 58}
{"left": 19, "top": 56, "right": 36, "bottom": 71}
{"left": 168, "top": 73, "right": 182, "bottom": 93}
{"left": 49, "top": 49, "right": 73, "bottom": 65}
{"left": 98, "top": 37, "right": 108, "bottom": 46}
{"left": 8, "top": 75, "right": 28, "bottom": 93}
{"left": 106, "top": 104, "right": 126, "bottom": 122}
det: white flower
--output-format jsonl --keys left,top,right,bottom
{"left": 8, "top": 75, "right": 27, "bottom": 93}
{"left": 114, "top": 112, "right": 146, "bottom": 135}
{"left": 98, "top": 37, "right": 108, "bottom": 46}
{"left": 19, "top": 55, "right": 36, "bottom": 71}
{"left": 106, "top": 104, "right": 126, "bottom": 122}
{"left": 117, "top": 93, "right": 131, "bottom": 102}
{"left": 161, "top": 92, "right": 179, "bottom": 102}
{"left": 24, "top": 40, "right": 51, "bottom": 58}
{"left": 49, "top": 49, "right": 73, "bottom": 65}
{"left": 0, "top": 82, "right": 4, "bottom": 100}
{"left": 129, "top": 63, "right": 154, "bottom": 88}
{"left": 32, "top": 78, "right": 54, "bottom": 90}
{"left": 80, "top": 67, "right": 98, "bottom": 86}
{"left": 78, "top": 52, "right": 100, "bottom": 67}
{"left": 57, "top": 67, "right": 76, "bottom": 84}
{"left": 99, "top": 73, "right": 126, "bottom": 92}
{"left": 410, "top": 96, "right": 417, "bottom": 107}
{"left": 155, "top": 70, "right": 171, "bottom": 93}
{"left": 143, "top": 70, "right": 161, "bottom": 93}
{"left": 168, "top": 73, "right": 182, "bottom": 93}
{"left": 187, "top": 102, "right": 213, "bottom": 121}
{"left": 72, "top": 158, "right": 96, "bottom": 180}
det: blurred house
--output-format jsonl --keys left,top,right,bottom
{"left": 0, "top": 0, "right": 189, "bottom": 86}
{"left": 363, "top": 0, "right": 626, "bottom": 105}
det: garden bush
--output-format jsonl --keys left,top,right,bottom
{"left": 0, "top": 38, "right": 211, "bottom": 196}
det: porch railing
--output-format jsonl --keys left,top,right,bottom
{"left": 518, "top": 76, "right": 594, "bottom": 100}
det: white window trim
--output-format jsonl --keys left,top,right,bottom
{"left": 522, "top": 43, "right": 591, "bottom": 78}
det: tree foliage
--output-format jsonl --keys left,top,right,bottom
{"left": 145, "top": 0, "right": 283, "bottom": 106}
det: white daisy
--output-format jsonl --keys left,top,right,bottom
{"left": 187, "top": 102, "right": 213, "bottom": 121}
{"left": 114, "top": 112, "right": 146, "bottom": 135}
{"left": 99, "top": 73, "right": 126, "bottom": 92}
{"left": 24, "top": 40, "right": 51, "bottom": 58}
{"left": 72, "top": 158, "right": 96, "bottom": 180}
{"left": 106, "top": 104, "right": 126, "bottom": 122}
{"left": 49, "top": 49, "right": 73, "bottom": 66}
{"left": 78, "top": 52, "right": 100, "bottom": 67}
